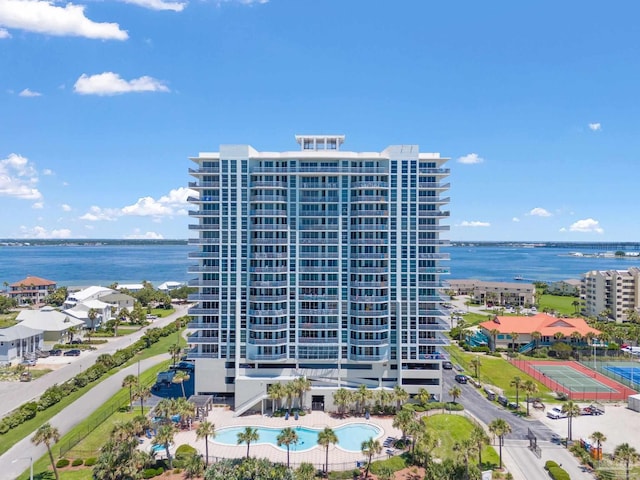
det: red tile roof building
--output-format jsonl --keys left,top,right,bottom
{"left": 8, "top": 276, "right": 57, "bottom": 305}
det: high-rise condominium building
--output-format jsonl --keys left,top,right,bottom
{"left": 582, "top": 268, "right": 640, "bottom": 322}
{"left": 187, "top": 135, "right": 450, "bottom": 414}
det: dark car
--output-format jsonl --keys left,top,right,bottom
{"left": 455, "top": 374, "right": 468, "bottom": 384}
{"left": 70, "top": 339, "right": 83, "bottom": 345}
{"left": 63, "top": 349, "right": 81, "bottom": 356}
{"left": 49, "top": 349, "right": 62, "bottom": 356}
{"left": 442, "top": 361, "right": 453, "bottom": 370}
{"left": 170, "top": 361, "right": 195, "bottom": 371}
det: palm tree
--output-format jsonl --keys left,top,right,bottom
{"left": 510, "top": 331, "right": 519, "bottom": 353}
{"left": 277, "top": 427, "right": 299, "bottom": 468}
{"left": 572, "top": 299, "right": 581, "bottom": 315}
{"left": 154, "top": 423, "right": 177, "bottom": 468}
{"left": 470, "top": 424, "right": 490, "bottom": 467}
{"left": 172, "top": 370, "right": 191, "bottom": 398}
{"left": 590, "top": 431, "right": 606, "bottom": 463}
{"left": 122, "top": 374, "right": 137, "bottom": 411}
{"left": 355, "top": 384, "right": 371, "bottom": 415}
{"left": 531, "top": 331, "right": 542, "bottom": 350}
{"left": 522, "top": 380, "right": 538, "bottom": 416}
{"left": 196, "top": 420, "right": 216, "bottom": 466}
{"left": 613, "top": 443, "right": 638, "bottom": 480}
{"left": 133, "top": 384, "right": 151, "bottom": 415}
{"left": 32, "top": 423, "right": 61, "bottom": 480}
{"left": 168, "top": 343, "right": 182, "bottom": 366}
{"left": 553, "top": 331, "right": 565, "bottom": 343}
{"left": 393, "top": 385, "right": 409, "bottom": 412}
{"left": 488, "top": 418, "right": 512, "bottom": 469}
{"left": 268, "top": 382, "right": 285, "bottom": 414}
{"left": 510, "top": 376, "right": 522, "bottom": 406}
{"left": 406, "top": 418, "right": 423, "bottom": 454}
{"left": 184, "top": 453, "right": 204, "bottom": 479}
{"left": 570, "top": 331, "right": 583, "bottom": 345}
{"left": 453, "top": 438, "right": 477, "bottom": 480}
{"left": 449, "top": 385, "right": 462, "bottom": 404}
{"left": 393, "top": 405, "right": 416, "bottom": 440}
{"left": 284, "top": 382, "right": 296, "bottom": 413}
{"left": 333, "top": 388, "right": 352, "bottom": 417}
{"left": 237, "top": 426, "right": 259, "bottom": 458}
{"left": 317, "top": 427, "right": 338, "bottom": 478}
{"left": 294, "top": 376, "right": 312, "bottom": 410}
{"left": 87, "top": 307, "right": 99, "bottom": 343}
{"left": 489, "top": 328, "right": 500, "bottom": 352}
{"left": 361, "top": 437, "right": 382, "bottom": 479}
{"left": 470, "top": 356, "right": 482, "bottom": 380}
{"left": 561, "top": 400, "right": 582, "bottom": 441}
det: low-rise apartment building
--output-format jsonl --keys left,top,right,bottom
{"left": 449, "top": 279, "right": 535, "bottom": 307}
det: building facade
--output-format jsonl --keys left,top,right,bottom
{"left": 9, "top": 276, "right": 56, "bottom": 306}
{"left": 448, "top": 279, "right": 535, "bottom": 307}
{"left": 582, "top": 268, "right": 640, "bottom": 322}
{"left": 187, "top": 135, "right": 450, "bottom": 413}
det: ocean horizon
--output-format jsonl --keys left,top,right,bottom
{"left": 1, "top": 242, "right": 639, "bottom": 288}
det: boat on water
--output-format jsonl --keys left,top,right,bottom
{"left": 513, "top": 275, "right": 524, "bottom": 281}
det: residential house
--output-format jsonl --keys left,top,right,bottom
{"left": 449, "top": 279, "right": 535, "bottom": 307}
{"left": 0, "top": 324, "right": 43, "bottom": 365}
{"left": 8, "top": 276, "right": 57, "bottom": 306}
{"left": 581, "top": 268, "right": 640, "bottom": 322}
{"left": 17, "top": 306, "right": 84, "bottom": 344}
{"left": 100, "top": 292, "right": 135, "bottom": 312}
{"left": 547, "top": 279, "right": 581, "bottom": 296}
{"left": 64, "top": 299, "right": 111, "bottom": 330}
{"left": 63, "top": 286, "right": 115, "bottom": 309}
{"left": 478, "top": 313, "right": 601, "bottom": 352}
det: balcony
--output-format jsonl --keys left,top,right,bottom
{"left": 298, "top": 224, "right": 339, "bottom": 231}
{"left": 418, "top": 322, "right": 449, "bottom": 331}
{"left": 351, "top": 281, "right": 387, "bottom": 288}
{"left": 350, "top": 210, "right": 389, "bottom": 217}
{"left": 251, "top": 281, "right": 288, "bottom": 287}
{"left": 188, "top": 224, "right": 220, "bottom": 230}
{"left": 248, "top": 308, "right": 287, "bottom": 316}
{"left": 350, "top": 196, "right": 387, "bottom": 203}
{"left": 249, "top": 267, "right": 288, "bottom": 273}
{"left": 250, "top": 210, "right": 287, "bottom": 216}
{"left": 350, "top": 253, "right": 388, "bottom": 260}
{"left": 417, "top": 225, "right": 450, "bottom": 232}
{"left": 251, "top": 253, "right": 288, "bottom": 259}
{"left": 351, "top": 181, "right": 388, "bottom": 188}
{"left": 298, "top": 294, "right": 339, "bottom": 301}
{"left": 187, "top": 265, "right": 220, "bottom": 273}
{"left": 351, "top": 267, "right": 388, "bottom": 274}
{"left": 247, "top": 338, "right": 288, "bottom": 345}
{"left": 298, "top": 281, "right": 339, "bottom": 287}
{"left": 299, "top": 309, "right": 339, "bottom": 315}
{"left": 187, "top": 308, "right": 220, "bottom": 315}
{"left": 418, "top": 210, "right": 450, "bottom": 217}
{"left": 350, "top": 225, "right": 388, "bottom": 231}
{"left": 187, "top": 321, "right": 219, "bottom": 329}
{"left": 188, "top": 294, "right": 220, "bottom": 301}
{"left": 299, "top": 239, "right": 338, "bottom": 245}
{"left": 416, "top": 239, "right": 450, "bottom": 246}
{"left": 417, "top": 253, "right": 450, "bottom": 260}
{"left": 188, "top": 238, "right": 220, "bottom": 245}
{"left": 350, "top": 239, "right": 387, "bottom": 245}
{"left": 247, "top": 353, "right": 288, "bottom": 361}
{"left": 185, "top": 350, "right": 218, "bottom": 359}
{"left": 417, "top": 337, "right": 449, "bottom": 346}
{"left": 188, "top": 195, "right": 219, "bottom": 203}
{"left": 350, "top": 295, "right": 389, "bottom": 302}
{"left": 299, "top": 197, "right": 339, "bottom": 203}
{"left": 300, "top": 182, "right": 339, "bottom": 189}
{"left": 250, "top": 195, "right": 287, "bottom": 202}
{"left": 248, "top": 322, "right": 288, "bottom": 331}
{"left": 349, "top": 323, "right": 389, "bottom": 332}
{"left": 187, "top": 252, "right": 218, "bottom": 259}
{"left": 187, "top": 335, "right": 219, "bottom": 344}
{"left": 418, "top": 168, "right": 450, "bottom": 175}
{"left": 349, "top": 338, "right": 389, "bottom": 346}
{"left": 349, "top": 310, "right": 389, "bottom": 317}
{"left": 189, "top": 181, "right": 219, "bottom": 188}
{"left": 298, "top": 322, "right": 339, "bottom": 329}
{"left": 299, "top": 211, "right": 340, "bottom": 217}
{"left": 349, "top": 354, "right": 387, "bottom": 361}
{"left": 250, "top": 295, "right": 289, "bottom": 302}
{"left": 189, "top": 167, "right": 220, "bottom": 174}
{"left": 417, "top": 268, "right": 450, "bottom": 274}
{"left": 417, "top": 182, "right": 450, "bottom": 189}
{"left": 187, "top": 279, "right": 220, "bottom": 287}
{"left": 298, "top": 337, "right": 339, "bottom": 344}
{"left": 297, "top": 252, "right": 339, "bottom": 258}
{"left": 250, "top": 181, "right": 288, "bottom": 188}
{"left": 251, "top": 224, "right": 288, "bottom": 231}
{"left": 189, "top": 210, "right": 221, "bottom": 217}
{"left": 251, "top": 239, "right": 288, "bottom": 245}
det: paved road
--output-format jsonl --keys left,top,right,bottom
{"left": 3, "top": 354, "right": 171, "bottom": 480}
{"left": 0, "top": 304, "right": 190, "bottom": 418}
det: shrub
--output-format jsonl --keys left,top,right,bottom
{"left": 0, "top": 420, "right": 10, "bottom": 434}
{"left": 175, "top": 444, "right": 197, "bottom": 459}
{"left": 72, "top": 458, "right": 83, "bottom": 467}
{"left": 56, "top": 458, "right": 70, "bottom": 468}
{"left": 142, "top": 468, "right": 158, "bottom": 479}
{"left": 84, "top": 457, "right": 97, "bottom": 467}
{"left": 548, "top": 466, "right": 570, "bottom": 480}
{"left": 544, "top": 460, "right": 559, "bottom": 470}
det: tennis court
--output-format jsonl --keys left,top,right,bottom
{"left": 531, "top": 364, "right": 615, "bottom": 393}
{"left": 509, "top": 358, "right": 637, "bottom": 401}
{"left": 601, "top": 362, "right": 640, "bottom": 387}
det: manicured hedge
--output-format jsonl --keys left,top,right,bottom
{"left": 84, "top": 457, "right": 97, "bottom": 467}
{"left": 72, "top": 458, "right": 83, "bottom": 467}
{"left": 56, "top": 458, "right": 70, "bottom": 468}
{"left": 548, "top": 466, "right": 570, "bottom": 480}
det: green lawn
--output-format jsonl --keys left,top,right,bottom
{"left": 0, "top": 311, "right": 19, "bottom": 328}
{"left": 539, "top": 294, "right": 580, "bottom": 316}
{"left": 425, "top": 414, "right": 500, "bottom": 468}
{"left": 446, "top": 347, "right": 555, "bottom": 403}
{"left": 460, "top": 312, "right": 493, "bottom": 326}
{"left": 149, "top": 307, "right": 175, "bottom": 318}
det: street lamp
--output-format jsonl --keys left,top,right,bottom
{"left": 12, "top": 456, "right": 33, "bottom": 480}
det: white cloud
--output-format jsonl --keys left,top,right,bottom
{"left": 567, "top": 218, "right": 604, "bottom": 234}
{"left": 61, "top": 204, "right": 72, "bottom": 211}
{"left": 124, "top": 229, "right": 164, "bottom": 239}
{"left": 19, "top": 225, "right": 72, "bottom": 238}
{"left": 74, "top": 72, "right": 169, "bottom": 96}
{"left": 0, "top": 27, "right": 11, "bottom": 38}
{"left": 0, "top": 153, "right": 42, "bottom": 200}
{"left": 588, "top": 123, "right": 602, "bottom": 131}
{"left": 120, "top": 0, "right": 186, "bottom": 11}
{"left": 0, "top": 0, "right": 128, "bottom": 40}
{"left": 79, "top": 187, "right": 194, "bottom": 222}
{"left": 19, "top": 88, "right": 41, "bottom": 97}
{"left": 512, "top": 217, "right": 520, "bottom": 222}
{"left": 458, "top": 220, "right": 491, "bottom": 227}
{"left": 79, "top": 205, "right": 120, "bottom": 221}
{"left": 457, "top": 153, "right": 484, "bottom": 164}
{"left": 42, "top": 168, "right": 53, "bottom": 175}
{"left": 32, "top": 201, "right": 43, "bottom": 209}
{"left": 528, "top": 207, "right": 552, "bottom": 217}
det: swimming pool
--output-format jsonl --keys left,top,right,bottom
{"left": 212, "top": 423, "right": 381, "bottom": 452}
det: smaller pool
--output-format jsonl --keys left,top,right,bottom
{"left": 213, "top": 423, "right": 381, "bottom": 452}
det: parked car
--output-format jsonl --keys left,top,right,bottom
{"left": 70, "top": 339, "right": 83, "bottom": 345}
{"left": 442, "top": 361, "right": 453, "bottom": 370}
{"left": 49, "top": 349, "right": 62, "bottom": 356}
{"left": 582, "top": 405, "right": 604, "bottom": 416}
{"left": 21, "top": 358, "right": 36, "bottom": 367}
{"left": 20, "top": 371, "right": 32, "bottom": 382}
{"left": 63, "top": 349, "right": 81, "bottom": 356}
{"left": 454, "top": 374, "right": 468, "bottom": 384}
{"left": 146, "top": 314, "right": 158, "bottom": 320}
{"left": 547, "top": 407, "right": 567, "bottom": 419}
{"left": 170, "top": 361, "right": 195, "bottom": 371}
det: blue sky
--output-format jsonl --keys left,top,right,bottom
{"left": 1, "top": 0, "right": 639, "bottom": 241}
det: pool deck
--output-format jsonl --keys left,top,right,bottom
{"left": 141, "top": 407, "right": 402, "bottom": 469}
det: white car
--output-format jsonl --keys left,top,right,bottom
{"left": 546, "top": 407, "right": 567, "bottom": 419}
